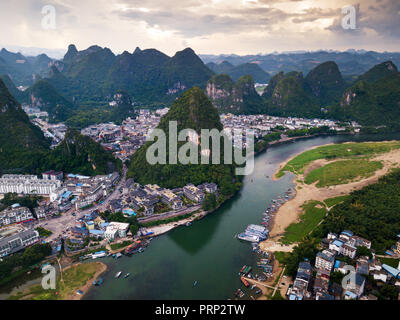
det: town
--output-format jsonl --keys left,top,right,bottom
{"left": 23, "top": 102, "right": 359, "bottom": 160}
{"left": 286, "top": 230, "right": 400, "bottom": 300}
{"left": 0, "top": 169, "right": 218, "bottom": 260}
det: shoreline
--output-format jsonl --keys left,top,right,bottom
{"left": 144, "top": 192, "right": 237, "bottom": 238}
{"left": 261, "top": 140, "right": 400, "bottom": 252}
{"left": 67, "top": 262, "right": 108, "bottom": 300}
{"left": 272, "top": 139, "right": 400, "bottom": 181}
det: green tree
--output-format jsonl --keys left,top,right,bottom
{"left": 202, "top": 193, "right": 217, "bottom": 211}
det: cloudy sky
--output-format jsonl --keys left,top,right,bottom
{"left": 0, "top": 0, "right": 399, "bottom": 57}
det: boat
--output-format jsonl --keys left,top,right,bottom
{"left": 115, "top": 271, "right": 122, "bottom": 279}
{"left": 186, "top": 222, "right": 192, "bottom": 227}
{"left": 93, "top": 277, "right": 104, "bottom": 286}
{"left": 193, "top": 281, "right": 198, "bottom": 287}
{"left": 240, "top": 265, "right": 246, "bottom": 273}
{"left": 237, "top": 233, "right": 260, "bottom": 243}
{"left": 124, "top": 273, "right": 130, "bottom": 279}
{"left": 235, "top": 289, "right": 241, "bottom": 297}
{"left": 124, "top": 241, "right": 142, "bottom": 255}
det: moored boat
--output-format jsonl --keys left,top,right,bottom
{"left": 241, "top": 276, "right": 250, "bottom": 287}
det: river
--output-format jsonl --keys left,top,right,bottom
{"left": 2, "top": 133, "right": 400, "bottom": 300}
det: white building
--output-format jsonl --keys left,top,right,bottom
{"left": 315, "top": 250, "right": 336, "bottom": 272}
{"left": 104, "top": 222, "right": 130, "bottom": 241}
{"left": 0, "top": 206, "right": 34, "bottom": 227}
{"left": 0, "top": 229, "right": 39, "bottom": 257}
{"left": 0, "top": 175, "right": 61, "bottom": 196}
{"left": 342, "top": 243, "right": 357, "bottom": 259}
{"left": 183, "top": 184, "right": 205, "bottom": 203}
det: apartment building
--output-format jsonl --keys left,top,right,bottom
{"left": 0, "top": 206, "right": 34, "bottom": 227}
{"left": 0, "top": 174, "right": 61, "bottom": 195}
{"left": 0, "top": 229, "right": 39, "bottom": 257}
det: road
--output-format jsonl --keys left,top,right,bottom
{"left": 138, "top": 205, "right": 201, "bottom": 223}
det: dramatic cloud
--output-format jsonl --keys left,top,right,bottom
{"left": 0, "top": 0, "right": 398, "bottom": 57}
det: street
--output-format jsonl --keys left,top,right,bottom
{"left": 35, "top": 166, "right": 128, "bottom": 242}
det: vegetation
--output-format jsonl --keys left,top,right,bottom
{"left": 207, "top": 74, "right": 264, "bottom": 114}
{"left": 313, "top": 169, "right": 400, "bottom": 253}
{"left": 110, "top": 240, "right": 133, "bottom": 251}
{"left": 0, "top": 244, "right": 52, "bottom": 285}
{"left": 304, "top": 61, "right": 346, "bottom": 107}
{"left": 65, "top": 91, "right": 137, "bottom": 129}
{"left": 263, "top": 71, "right": 321, "bottom": 118}
{"left": 275, "top": 239, "right": 320, "bottom": 278}
{"left": 254, "top": 132, "right": 281, "bottom": 153}
{"left": 55, "top": 45, "right": 214, "bottom": 106}
{"left": 323, "top": 195, "right": 350, "bottom": 208}
{"left": 26, "top": 79, "right": 75, "bottom": 123}
{"left": 277, "top": 141, "right": 400, "bottom": 178}
{"left": 100, "top": 211, "right": 140, "bottom": 236}
{"left": 36, "top": 227, "right": 53, "bottom": 238}
{"left": 285, "top": 125, "right": 336, "bottom": 138}
{"left": 202, "top": 193, "right": 217, "bottom": 211}
{"left": 379, "top": 257, "right": 399, "bottom": 268}
{"left": 304, "top": 159, "right": 383, "bottom": 187}
{"left": 207, "top": 61, "right": 270, "bottom": 83}
{"left": 281, "top": 201, "right": 327, "bottom": 244}
{"left": 140, "top": 210, "right": 200, "bottom": 227}
{"left": 0, "top": 193, "right": 42, "bottom": 213}
{"left": 0, "top": 79, "right": 122, "bottom": 176}
{"left": 128, "top": 87, "right": 243, "bottom": 195}
{"left": 9, "top": 262, "right": 105, "bottom": 300}
{"left": 328, "top": 61, "right": 400, "bottom": 129}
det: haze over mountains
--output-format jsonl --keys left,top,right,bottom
{"left": 0, "top": 44, "right": 400, "bottom": 132}
{"left": 200, "top": 50, "right": 400, "bottom": 79}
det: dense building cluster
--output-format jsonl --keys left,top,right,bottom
{"left": 287, "top": 230, "right": 400, "bottom": 300}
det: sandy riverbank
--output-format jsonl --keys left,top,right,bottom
{"left": 68, "top": 262, "right": 108, "bottom": 300}
{"left": 145, "top": 209, "right": 209, "bottom": 237}
{"left": 144, "top": 193, "right": 236, "bottom": 237}
{"left": 262, "top": 143, "right": 400, "bottom": 252}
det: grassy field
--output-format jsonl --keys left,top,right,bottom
{"left": 280, "top": 201, "right": 327, "bottom": 245}
{"left": 110, "top": 240, "right": 133, "bottom": 251}
{"left": 323, "top": 195, "right": 350, "bottom": 208}
{"left": 276, "top": 141, "right": 400, "bottom": 178}
{"left": 304, "top": 159, "right": 383, "bottom": 187}
{"left": 9, "top": 262, "right": 105, "bottom": 300}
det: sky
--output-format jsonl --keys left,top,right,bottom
{"left": 0, "top": 0, "right": 399, "bottom": 58}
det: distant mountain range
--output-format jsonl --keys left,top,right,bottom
{"left": 1, "top": 45, "right": 400, "bottom": 131}
{"left": 200, "top": 50, "right": 400, "bottom": 78}
{"left": 206, "top": 61, "right": 270, "bottom": 83}
{"left": 0, "top": 48, "right": 53, "bottom": 85}
{"left": 205, "top": 59, "right": 400, "bottom": 130}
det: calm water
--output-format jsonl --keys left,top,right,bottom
{"left": 2, "top": 134, "right": 400, "bottom": 300}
